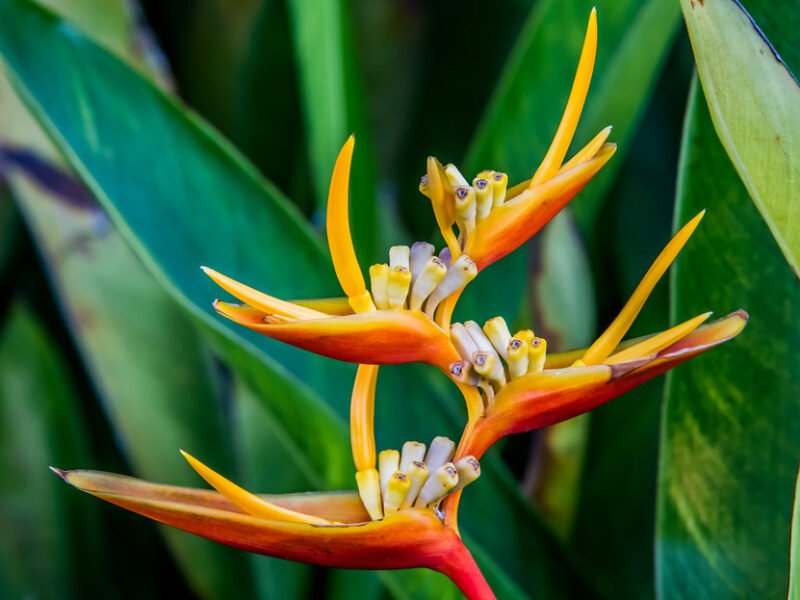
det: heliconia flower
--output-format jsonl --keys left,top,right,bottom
{"left": 445, "top": 211, "right": 748, "bottom": 459}
{"left": 419, "top": 9, "right": 615, "bottom": 272}
{"left": 53, "top": 425, "right": 491, "bottom": 596}
{"left": 203, "top": 9, "right": 613, "bottom": 372}
{"left": 51, "top": 8, "right": 748, "bottom": 599}
{"left": 51, "top": 469, "right": 494, "bottom": 597}
{"left": 202, "top": 135, "right": 463, "bottom": 373}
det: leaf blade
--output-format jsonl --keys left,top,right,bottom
{"left": 680, "top": 0, "right": 800, "bottom": 276}
{"left": 657, "top": 78, "right": 800, "bottom": 600}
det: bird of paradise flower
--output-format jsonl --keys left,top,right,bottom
{"left": 52, "top": 10, "right": 746, "bottom": 599}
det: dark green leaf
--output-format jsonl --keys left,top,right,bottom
{"left": 0, "top": 305, "right": 106, "bottom": 599}
{"left": 657, "top": 79, "right": 800, "bottom": 600}
{"left": 0, "top": 0, "right": 355, "bottom": 491}
{"left": 1, "top": 96, "right": 258, "bottom": 598}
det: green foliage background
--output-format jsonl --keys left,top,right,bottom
{"left": 0, "top": 0, "right": 796, "bottom": 598}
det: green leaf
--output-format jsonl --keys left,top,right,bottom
{"left": 0, "top": 83, "right": 260, "bottom": 598}
{"left": 790, "top": 467, "right": 800, "bottom": 600}
{"left": 657, "top": 79, "right": 800, "bottom": 600}
{"left": 285, "top": 0, "right": 378, "bottom": 264}
{"left": 680, "top": 0, "right": 800, "bottom": 277}
{"left": 235, "top": 0, "right": 311, "bottom": 214}
{"left": 0, "top": 305, "right": 106, "bottom": 599}
{"left": 0, "top": 0, "right": 355, "bottom": 490}
{"left": 523, "top": 211, "right": 596, "bottom": 539}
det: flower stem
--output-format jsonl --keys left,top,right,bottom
{"left": 436, "top": 540, "right": 496, "bottom": 600}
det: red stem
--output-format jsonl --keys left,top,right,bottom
{"left": 436, "top": 540, "right": 496, "bottom": 600}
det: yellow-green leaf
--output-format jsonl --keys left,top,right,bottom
{"left": 790, "top": 466, "right": 800, "bottom": 600}
{"left": 681, "top": 0, "right": 800, "bottom": 277}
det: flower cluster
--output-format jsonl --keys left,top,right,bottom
{"left": 55, "top": 10, "right": 746, "bottom": 599}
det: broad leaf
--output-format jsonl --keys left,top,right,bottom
{"left": 0, "top": 71, "right": 258, "bottom": 598}
{"left": 680, "top": 0, "right": 800, "bottom": 277}
{"left": 657, "top": 80, "right": 800, "bottom": 600}
{"left": 235, "top": 0, "right": 311, "bottom": 213}
{"left": 0, "top": 0, "right": 355, "bottom": 491}
{"left": 791, "top": 467, "right": 800, "bottom": 600}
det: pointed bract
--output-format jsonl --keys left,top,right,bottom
{"left": 458, "top": 312, "right": 748, "bottom": 459}
{"left": 55, "top": 469, "right": 494, "bottom": 598}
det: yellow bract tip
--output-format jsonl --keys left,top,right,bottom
{"left": 202, "top": 267, "right": 325, "bottom": 320}
{"left": 530, "top": 8, "right": 597, "bottom": 187}
{"left": 180, "top": 450, "right": 332, "bottom": 525}
{"left": 327, "top": 137, "right": 374, "bottom": 312}
{"left": 581, "top": 212, "right": 704, "bottom": 365}
{"left": 426, "top": 157, "right": 461, "bottom": 259}
{"left": 605, "top": 312, "right": 713, "bottom": 365}
{"left": 560, "top": 125, "right": 613, "bottom": 172}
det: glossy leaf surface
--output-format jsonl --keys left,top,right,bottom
{"left": 680, "top": 0, "right": 800, "bottom": 277}
{"left": 657, "top": 80, "right": 800, "bottom": 600}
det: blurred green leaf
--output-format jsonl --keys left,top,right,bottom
{"left": 0, "top": 80, "right": 259, "bottom": 598}
{"left": 657, "top": 79, "right": 800, "bottom": 599}
{"left": 791, "top": 467, "right": 800, "bottom": 600}
{"left": 328, "top": 570, "right": 386, "bottom": 600}
{"left": 0, "top": 305, "right": 106, "bottom": 599}
{"left": 286, "top": 0, "right": 378, "bottom": 264}
{"left": 570, "top": 379, "right": 663, "bottom": 600}
{"left": 680, "top": 0, "right": 800, "bottom": 277}
{"left": 37, "top": 0, "right": 130, "bottom": 55}
{"left": 0, "top": 0, "right": 357, "bottom": 491}
{"left": 522, "top": 211, "right": 595, "bottom": 539}
{"left": 235, "top": 0, "right": 311, "bottom": 213}
{"left": 169, "top": 0, "right": 263, "bottom": 135}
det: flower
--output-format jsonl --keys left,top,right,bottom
{"left": 52, "top": 465, "right": 492, "bottom": 597}
{"left": 203, "top": 9, "right": 614, "bottom": 375}
{"left": 54, "top": 404, "right": 493, "bottom": 596}
{"left": 53, "top": 9, "right": 747, "bottom": 600}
